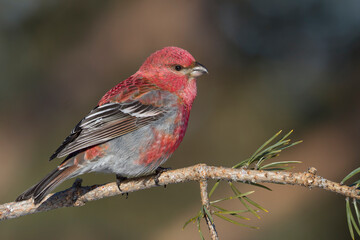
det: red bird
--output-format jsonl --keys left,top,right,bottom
{"left": 16, "top": 47, "right": 208, "bottom": 204}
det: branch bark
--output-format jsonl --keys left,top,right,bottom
{"left": 199, "top": 179, "right": 219, "bottom": 240}
{"left": 1, "top": 164, "right": 359, "bottom": 223}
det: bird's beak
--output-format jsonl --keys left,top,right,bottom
{"left": 190, "top": 62, "right": 208, "bottom": 77}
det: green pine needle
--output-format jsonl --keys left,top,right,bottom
{"left": 209, "top": 180, "right": 220, "bottom": 197}
{"left": 341, "top": 167, "right": 360, "bottom": 185}
{"left": 259, "top": 161, "right": 302, "bottom": 170}
{"left": 202, "top": 205, "right": 214, "bottom": 224}
{"left": 214, "top": 211, "right": 250, "bottom": 220}
{"left": 212, "top": 205, "right": 250, "bottom": 220}
{"left": 350, "top": 209, "right": 360, "bottom": 237}
{"left": 248, "top": 130, "right": 283, "bottom": 164}
{"left": 243, "top": 195, "right": 269, "bottom": 213}
{"left": 229, "top": 182, "right": 268, "bottom": 212}
{"left": 212, "top": 204, "right": 249, "bottom": 214}
{"left": 347, "top": 198, "right": 355, "bottom": 240}
{"left": 240, "top": 130, "right": 301, "bottom": 169}
{"left": 229, "top": 183, "right": 261, "bottom": 219}
{"left": 214, "top": 213, "right": 259, "bottom": 229}
{"left": 233, "top": 158, "right": 251, "bottom": 169}
{"left": 353, "top": 180, "right": 360, "bottom": 186}
{"left": 196, "top": 217, "right": 205, "bottom": 240}
{"left": 183, "top": 213, "right": 201, "bottom": 230}
{"left": 275, "top": 140, "right": 303, "bottom": 151}
{"left": 354, "top": 199, "right": 360, "bottom": 226}
{"left": 210, "top": 191, "right": 255, "bottom": 204}
{"left": 247, "top": 182, "right": 272, "bottom": 191}
{"left": 262, "top": 167, "right": 294, "bottom": 171}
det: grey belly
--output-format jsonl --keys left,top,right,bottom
{"left": 80, "top": 114, "right": 177, "bottom": 177}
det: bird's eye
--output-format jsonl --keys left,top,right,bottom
{"left": 174, "top": 65, "right": 183, "bottom": 71}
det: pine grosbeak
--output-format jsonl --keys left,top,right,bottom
{"left": 16, "top": 46, "right": 208, "bottom": 204}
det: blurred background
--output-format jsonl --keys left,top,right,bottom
{"left": 1, "top": 0, "right": 360, "bottom": 239}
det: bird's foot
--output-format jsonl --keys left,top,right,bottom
{"left": 116, "top": 174, "right": 127, "bottom": 192}
{"left": 72, "top": 178, "right": 83, "bottom": 188}
{"left": 122, "top": 192, "right": 129, "bottom": 199}
{"left": 154, "top": 167, "right": 171, "bottom": 186}
{"left": 71, "top": 178, "right": 83, "bottom": 203}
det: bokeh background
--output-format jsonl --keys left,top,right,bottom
{"left": 1, "top": 0, "right": 360, "bottom": 239}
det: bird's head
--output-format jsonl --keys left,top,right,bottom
{"left": 138, "top": 47, "right": 208, "bottom": 106}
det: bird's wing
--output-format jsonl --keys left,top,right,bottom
{"left": 50, "top": 79, "right": 171, "bottom": 160}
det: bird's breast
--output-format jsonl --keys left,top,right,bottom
{"left": 136, "top": 108, "right": 190, "bottom": 167}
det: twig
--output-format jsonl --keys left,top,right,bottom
{"left": 199, "top": 179, "right": 219, "bottom": 240}
{"left": 1, "top": 164, "right": 359, "bottom": 222}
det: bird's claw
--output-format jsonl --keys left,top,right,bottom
{"left": 116, "top": 174, "right": 127, "bottom": 192}
{"left": 154, "top": 167, "right": 171, "bottom": 186}
{"left": 122, "top": 192, "right": 129, "bottom": 199}
{"left": 72, "top": 178, "right": 83, "bottom": 188}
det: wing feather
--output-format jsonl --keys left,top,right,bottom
{"left": 49, "top": 100, "right": 166, "bottom": 160}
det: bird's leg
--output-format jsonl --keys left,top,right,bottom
{"left": 71, "top": 178, "right": 83, "bottom": 202}
{"left": 115, "top": 174, "right": 127, "bottom": 192}
{"left": 154, "top": 167, "right": 171, "bottom": 186}
{"left": 72, "top": 178, "right": 83, "bottom": 188}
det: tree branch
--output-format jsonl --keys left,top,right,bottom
{"left": 199, "top": 179, "right": 219, "bottom": 240}
{"left": 1, "top": 164, "right": 359, "bottom": 222}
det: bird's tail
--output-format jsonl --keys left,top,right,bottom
{"left": 16, "top": 166, "right": 77, "bottom": 204}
